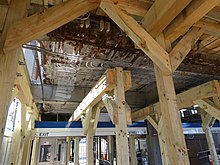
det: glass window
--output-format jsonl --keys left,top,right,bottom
{"left": 39, "top": 145, "right": 52, "bottom": 162}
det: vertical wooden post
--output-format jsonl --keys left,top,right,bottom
{"left": 201, "top": 112, "right": 219, "bottom": 165}
{"left": 114, "top": 67, "right": 130, "bottom": 165}
{"left": 0, "top": 0, "right": 28, "bottom": 148}
{"left": 129, "top": 135, "right": 137, "bottom": 165}
{"left": 83, "top": 106, "right": 101, "bottom": 165}
{"left": 21, "top": 131, "right": 32, "bottom": 165}
{"left": 74, "top": 137, "right": 80, "bottom": 165}
{"left": 21, "top": 115, "right": 34, "bottom": 165}
{"left": 30, "top": 137, "right": 39, "bottom": 165}
{"left": 66, "top": 137, "right": 71, "bottom": 165}
{"left": 107, "top": 136, "right": 114, "bottom": 165}
{"left": 17, "top": 104, "right": 29, "bottom": 165}
{"left": 205, "top": 127, "right": 219, "bottom": 165}
{"left": 86, "top": 127, "right": 94, "bottom": 165}
{"left": 154, "top": 35, "right": 190, "bottom": 165}
{"left": 9, "top": 101, "right": 23, "bottom": 165}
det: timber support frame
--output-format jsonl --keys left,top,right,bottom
{"left": 69, "top": 67, "right": 132, "bottom": 165}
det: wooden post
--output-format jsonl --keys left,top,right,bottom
{"left": 86, "top": 127, "right": 94, "bottom": 165}
{"left": 107, "top": 136, "right": 114, "bottom": 165}
{"left": 74, "top": 137, "right": 80, "bottom": 165}
{"left": 114, "top": 67, "right": 130, "bottom": 165}
{"left": 82, "top": 106, "right": 101, "bottom": 165}
{"left": 30, "top": 137, "right": 39, "bottom": 165}
{"left": 205, "top": 127, "right": 219, "bottom": 165}
{"left": 129, "top": 135, "right": 137, "bottom": 165}
{"left": 66, "top": 137, "right": 71, "bottom": 165}
{"left": 21, "top": 131, "right": 33, "bottom": 165}
{"left": 201, "top": 112, "right": 219, "bottom": 165}
{"left": 154, "top": 35, "right": 190, "bottom": 165}
{"left": 0, "top": 0, "right": 28, "bottom": 149}
{"left": 9, "top": 101, "right": 23, "bottom": 165}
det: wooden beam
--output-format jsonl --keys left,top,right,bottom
{"left": 100, "top": 0, "right": 172, "bottom": 75}
{"left": 107, "top": 136, "right": 114, "bottom": 165}
{"left": 204, "top": 127, "right": 219, "bottom": 165}
{"left": 114, "top": 67, "right": 130, "bottom": 165}
{"left": 194, "top": 19, "right": 220, "bottom": 37}
{"left": 0, "top": 0, "right": 28, "bottom": 149}
{"left": 4, "top": 0, "right": 99, "bottom": 53}
{"left": 69, "top": 69, "right": 115, "bottom": 121}
{"left": 74, "top": 137, "right": 80, "bottom": 165}
{"left": 66, "top": 137, "right": 71, "bottom": 162}
{"left": 194, "top": 99, "right": 220, "bottom": 121}
{"left": 81, "top": 107, "right": 93, "bottom": 135}
{"left": 30, "top": 137, "right": 39, "bottom": 165}
{"left": 129, "top": 135, "right": 137, "bottom": 165}
{"left": 201, "top": 113, "right": 219, "bottom": 165}
{"left": 125, "top": 101, "right": 132, "bottom": 124}
{"left": 170, "top": 27, "right": 204, "bottom": 71}
{"left": 15, "top": 53, "right": 39, "bottom": 120}
{"left": 132, "top": 80, "right": 220, "bottom": 121}
{"left": 70, "top": 69, "right": 131, "bottom": 121}
{"left": 146, "top": 115, "right": 158, "bottom": 131}
{"left": 154, "top": 34, "right": 190, "bottom": 165}
{"left": 86, "top": 126, "right": 94, "bottom": 165}
{"left": 205, "top": 6, "right": 220, "bottom": 21}
{"left": 102, "top": 95, "right": 118, "bottom": 124}
{"left": 143, "top": 0, "right": 192, "bottom": 37}
{"left": 164, "top": 0, "right": 220, "bottom": 42}
{"left": 116, "top": 0, "right": 150, "bottom": 17}
{"left": 201, "top": 112, "right": 216, "bottom": 129}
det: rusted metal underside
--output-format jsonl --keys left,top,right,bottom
{"left": 29, "top": 13, "right": 220, "bottom": 114}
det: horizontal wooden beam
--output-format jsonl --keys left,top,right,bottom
{"left": 132, "top": 80, "right": 220, "bottom": 121}
{"left": 100, "top": 0, "right": 172, "bottom": 75}
{"left": 69, "top": 69, "right": 131, "bottom": 121}
{"left": 4, "top": 0, "right": 99, "bottom": 53}
{"left": 194, "top": 99, "right": 220, "bottom": 121}
{"left": 69, "top": 69, "right": 115, "bottom": 121}
{"left": 170, "top": 27, "right": 204, "bottom": 71}
{"left": 164, "top": 0, "right": 220, "bottom": 42}
{"left": 143, "top": 0, "right": 191, "bottom": 37}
